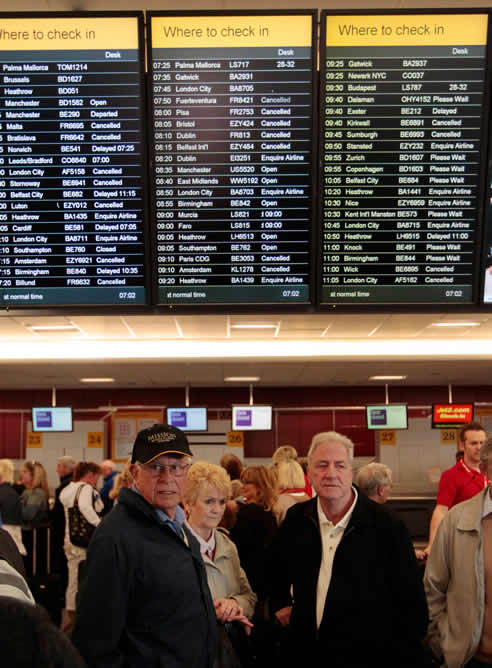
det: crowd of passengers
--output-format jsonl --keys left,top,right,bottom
{"left": 0, "top": 420, "right": 489, "bottom": 668}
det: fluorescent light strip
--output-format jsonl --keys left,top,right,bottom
{"left": 431, "top": 322, "right": 481, "bottom": 327}
{"left": 369, "top": 375, "right": 407, "bottom": 381}
{"left": 230, "top": 324, "right": 277, "bottom": 329}
{"left": 80, "top": 378, "right": 115, "bottom": 383}
{"left": 225, "top": 376, "right": 260, "bottom": 382}
{"left": 2, "top": 339, "right": 492, "bottom": 360}
{"left": 31, "top": 325, "right": 78, "bottom": 332}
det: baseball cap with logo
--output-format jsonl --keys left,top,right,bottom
{"left": 131, "top": 424, "right": 193, "bottom": 463}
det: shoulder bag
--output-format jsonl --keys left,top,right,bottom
{"left": 68, "top": 484, "right": 96, "bottom": 548}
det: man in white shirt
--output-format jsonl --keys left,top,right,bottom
{"left": 270, "top": 431, "right": 429, "bottom": 668}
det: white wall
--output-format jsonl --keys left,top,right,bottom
{"left": 16, "top": 417, "right": 241, "bottom": 494}
{"left": 20, "top": 419, "right": 106, "bottom": 493}
{"left": 378, "top": 416, "right": 457, "bottom": 496}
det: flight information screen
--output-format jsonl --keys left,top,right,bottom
{"left": 149, "top": 12, "right": 315, "bottom": 305}
{"left": 0, "top": 14, "right": 147, "bottom": 307}
{"left": 319, "top": 12, "right": 488, "bottom": 305}
{"left": 481, "top": 143, "right": 492, "bottom": 304}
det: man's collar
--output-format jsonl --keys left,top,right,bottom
{"left": 460, "top": 458, "right": 481, "bottom": 474}
{"left": 155, "top": 504, "right": 185, "bottom": 530}
{"left": 317, "top": 486, "right": 358, "bottom": 529}
{"left": 482, "top": 488, "right": 492, "bottom": 519}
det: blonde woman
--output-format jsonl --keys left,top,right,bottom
{"left": 0, "top": 459, "right": 25, "bottom": 555}
{"left": 19, "top": 461, "right": 49, "bottom": 526}
{"left": 272, "top": 445, "right": 312, "bottom": 499}
{"left": 184, "top": 461, "right": 255, "bottom": 668}
{"left": 108, "top": 460, "right": 133, "bottom": 504}
{"left": 273, "top": 460, "right": 310, "bottom": 525}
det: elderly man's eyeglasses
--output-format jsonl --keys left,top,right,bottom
{"left": 137, "top": 461, "right": 190, "bottom": 478}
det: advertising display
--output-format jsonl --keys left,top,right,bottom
{"left": 432, "top": 403, "right": 474, "bottom": 428}
{"left": 0, "top": 13, "right": 148, "bottom": 306}
{"left": 319, "top": 11, "right": 489, "bottom": 305}
{"left": 149, "top": 12, "right": 316, "bottom": 305}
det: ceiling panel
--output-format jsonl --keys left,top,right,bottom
{"left": 321, "top": 315, "right": 386, "bottom": 338}
{"left": 0, "top": 319, "right": 41, "bottom": 339}
{"left": 372, "top": 315, "right": 434, "bottom": 338}
{"left": 72, "top": 316, "right": 134, "bottom": 339}
{"left": 122, "top": 316, "right": 180, "bottom": 338}
{"left": 0, "top": 311, "right": 489, "bottom": 389}
{"left": 177, "top": 316, "right": 228, "bottom": 338}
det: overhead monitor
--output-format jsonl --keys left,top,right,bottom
{"left": 32, "top": 406, "right": 73, "bottom": 432}
{"left": 232, "top": 404, "right": 272, "bottom": 431}
{"left": 148, "top": 11, "right": 316, "bottom": 306}
{"left": 318, "top": 10, "right": 489, "bottom": 306}
{"left": 166, "top": 406, "right": 208, "bottom": 431}
{"left": 366, "top": 404, "right": 408, "bottom": 430}
{"left": 432, "top": 403, "right": 474, "bottom": 429}
{"left": 0, "top": 12, "right": 148, "bottom": 307}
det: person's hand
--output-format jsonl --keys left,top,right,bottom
{"left": 236, "top": 614, "right": 254, "bottom": 636}
{"left": 275, "top": 606, "right": 292, "bottom": 627}
{"left": 415, "top": 548, "right": 427, "bottom": 561}
{"left": 214, "top": 598, "right": 243, "bottom": 623}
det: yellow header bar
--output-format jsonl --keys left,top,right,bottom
{"left": 151, "top": 15, "right": 312, "bottom": 49}
{"left": 325, "top": 14, "right": 488, "bottom": 47}
{"left": 0, "top": 17, "right": 138, "bottom": 50}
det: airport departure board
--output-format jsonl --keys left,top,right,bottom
{"left": 482, "top": 140, "right": 492, "bottom": 304}
{"left": 319, "top": 12, "right": 489, "bottom": 305}
{"left": 0, "top": 14, "right": 147, "bottom": 307}
{"left": 149, "top": 12, "right": 315, "bottom": 305}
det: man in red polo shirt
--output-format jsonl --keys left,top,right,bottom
{"left": 424, "top": 421, "right": 488, "bottom": 557}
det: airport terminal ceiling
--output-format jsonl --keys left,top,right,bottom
{"left": 0, "top": 311, "right": 490, "bottom": 389}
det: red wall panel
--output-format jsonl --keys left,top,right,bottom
{"left": 0, "top": 413, "right": 23, "bottom": 458}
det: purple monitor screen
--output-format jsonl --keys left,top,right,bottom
{"left": 170, "top": 411, "right": 187, "bottom": 428}
{"left": 236, "top": 409, "right": 252, "bottom": 427}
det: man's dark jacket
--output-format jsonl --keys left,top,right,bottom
{"left": 72, "top": 488, "right": 217, "bottom": 668}
{"left": 269, "top": 491, "right": 429, "bottom": 668}
{"left": 51, "top": 472, "right": 73, "bottom": 542}
{"left": 0, "top": 482, "right": 22, "bottom": 525}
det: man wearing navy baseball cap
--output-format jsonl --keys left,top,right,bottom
{"left": 73, "top": 424, "right": 217, "bottom": 668}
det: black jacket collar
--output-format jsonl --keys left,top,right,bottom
{"left": 302, "top": 485, "right": 377, "bottom": 531}
{"left": 118, "top": 488, "right": 200, "bottom": 556}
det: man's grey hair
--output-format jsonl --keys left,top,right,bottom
{"left": 307, "top": 431, "right": 354, "bottom": 466}
{"left": 58, "top": 455, "right": 76, "bottom": 471}
{"left": 480, "top": 435, "right": 492, "bottom": 463}
{"left": 356, "top": 463, "right": 392, "bottom": 497}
